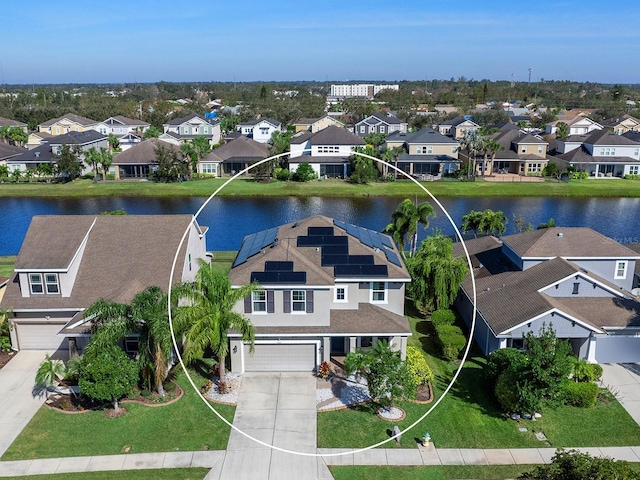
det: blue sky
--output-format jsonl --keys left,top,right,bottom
{"left": 2, "top": 1, "right": 639, "bottom": 84}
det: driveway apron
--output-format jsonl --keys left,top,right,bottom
{"left": 600, "top": 363, "right": 640, "bottom": 427}
{"left": 0, "top": 350, "right": 54, "bottom": 457}
{"left": 219, "top": 372, "right": 323, "bottom": 480}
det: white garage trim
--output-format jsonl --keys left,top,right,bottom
{"left": 241, "top": 340, "right": 320, "bottom": 373}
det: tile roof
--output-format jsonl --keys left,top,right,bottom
{"left": 39, "top": 113, "right": 99, "bottom": 127}
{"left": 2, "top": 215, "right": 202, "bottom": 311}
{"left": 228, "top": 215, "right": 409, "bottom": 287}
{"left": 112, "top": 139, "right": 181, "bottom": 165}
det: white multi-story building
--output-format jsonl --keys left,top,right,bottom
{"left": 330, "top": 84, "right": 399, "bottom": 98}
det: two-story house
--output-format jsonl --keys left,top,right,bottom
{"left": 454, "top": 228, "right": 640, "bottom": 363}
{"left": 160, "top": 113, "right": 221, "bottom": 146}
{"left": 94, "top": 116, "right": 150, "bottom": 138}
{"left": 385, "top": 128, "right": 460, "bottom": 178}
{"left": 227, "top": 215, "right": 412, "bottom": 373}
{"left": 0, "top": 215, "right": 208, "bottom": 357}
{"left": 545, "top": 115, "right": 602, "bottom": 136}
{"left": 554, "top": 129, "right": 640, "bottom": 177}
{"left": 484, "top": 126, "right": 549, "bottom": 176}
{"left": 289, "top": 126, "right": 365, "bottom": 178}
{"left": 236, "top": 118, "right": 282, "bottom": 143}
{"left": 38, "top": 113, "right": 100, "bottom": 135}
{"left": 199, "top": 135, "right": 270, "bottom": 177}
{"left": 601, "top": 114, "right": 640, "bottom": 135}
{"left": 434, "top": 117, "right": 480, "bottom": 140}
{"left": 354, "top": 112, "right": 408, "bottom": 137}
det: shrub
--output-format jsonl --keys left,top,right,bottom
{"left": 561, "top": 380, "right": 599, "bottom": 408}
{"left": 317, "top": 361, "right": 331, "bottom": 379}
{"left": 201, "top": 379, "right": 214, "bottom": 394}
{"left": 81, "top": 173, "right": 95, "bottom": 180}
{"left": 274, "top": 168, "right": 292, "bottom": 181}
{"left": 625, "top": 174, "right": 640, "bottom": 180}
{"left": 495, "top": 367, "right": 521, "bottom": 413}
{"left": 405, "top": 346, "right": 434, "bottom": 386}
{"left": 572, "top": 358, "right": 603, "bottom": 383}
{"left": 486, "top": 348, "right": 525, "bottom": 385}
{"left": 105, "top": 173, "right": 116, "bottom": 180}
{"left": 140, "top": 389, "right": 152, "bottom": 398}
{"left": 293, "top": 163, "right": 317, "bottom": 182}
{"left": 435, "top": 324, "right": 466, "bottom": 361}
{"left": 431, "top": 309, "right": 456, "bottom": 327}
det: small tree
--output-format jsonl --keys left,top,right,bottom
{"left": 293, "top": 162, "right": 317, "bottom": 182}
{"left": 55, "top": 144, "right": 84, "bottom": 180}
{"left": 555, "top": 122, "right": 569, "bottom": 139}
{"left": 461, "top": 209, "right": 507, "bottom": 237}
{"left": 78, "top": 344, "right": 138, "bottom": 412}
{"left": 107, "top": 133, "right": 120, "bottom": 152}
{"left": 143, "top": 126, "right": 161, "bottom": 139}
{"left": 35, "top": 354, "right": 67, "bottom": 399}
{"left": 349, "top": 147, "right": 379, "bottom": 184}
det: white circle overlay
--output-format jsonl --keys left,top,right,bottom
{"left": 167, "top": 149, "right": 478, "bottom": 457}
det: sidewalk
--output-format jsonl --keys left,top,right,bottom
{"left": 0, "top": 350, "right": 54, "bottom": 457}
{"left": 2, "top": 445, "right": 640, "bottom": 477}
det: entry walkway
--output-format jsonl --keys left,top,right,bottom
{"left": 600, "top": 363, "right": 640, "bottom": 427}
{"left": 0, "top": 350, "right": 54, "bottom": 457}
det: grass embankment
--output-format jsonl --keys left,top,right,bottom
{"left": 0, "top": 256, "right": 16, "bottom": 278}
{"left": 1, "top": 177, "right": 639, "bottom": 198}
{"left": 317, "top": 308, "right": 640, "bottom": 450}
{"left": 2, "top": 367, "right": 235, "bottom": 460}
{"left": 9, "top": 469, "right": 210, "bottom": 480}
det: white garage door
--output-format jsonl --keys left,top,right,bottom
{"left": 16, "top": 323, "right": 68, "bottom": 350}
{"left": 243, "top": 344, "right": 316, "bottom": 372}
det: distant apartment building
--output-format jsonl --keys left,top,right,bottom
{"left": 330, "top": 84, "right": 399, "bottom": 98}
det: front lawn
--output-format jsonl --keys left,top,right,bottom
{"left": 2, "top": 368, "right": 235, "bottom": 460}
{"left": 330, "top": 465, "right": 533, "bottom": 480}
{"left": 317, "top": 310, "right": 640, "bottom": 449}
{"left": 9, "top": 468, "right": 209, "bottom": 480}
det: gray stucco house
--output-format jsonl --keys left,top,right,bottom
{"left": 227, "top": 215, "right": 412, "bottom": 373}
{"left": 454, "top": 228, "right": 640, "bottom": 363}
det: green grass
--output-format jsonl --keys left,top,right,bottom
{"left": 1, "top": 177, "right": 639, "bottom": 198}
{"left": 0, "top": 255, "right": 16, "bottom": 277}
{"left": 330, "top": 465, "right": 533, "bottom": 480}
{"left": 208, "top": 251, "right": 237, "bottom": 276}
{"left": 9, "top": 468, "right": 209, "bottom": 480}
{"left": 1, "top": 368, "right": 235, "bottom": 460}
{"left": 317, "top": 308, "right": 640, "bottom": 450}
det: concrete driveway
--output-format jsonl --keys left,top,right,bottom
{"left": 217, "top": 372, "right": 331, "bottom": 480}
{"left": 0, "top": 351, "right": 53, "bottom": 456}
{"left": 600, "top": 363, "right": 640, "bottom": 427}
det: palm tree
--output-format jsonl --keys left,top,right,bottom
{"left": 99, "top": 147, "right": 113, "bottom": 181}
{"left": 459, "top": 130, "right": 485, "bottom": 179}
{"left": 383, "top": 198, "right": 435, "bottom": 258}
{"left": 482, "top": 138, "right": 503, "bottom": 176}
{"left": 35, "top": 354, "right": 67, "bottom": 399}
{"left": 84, "top": 147, "right": 101, "bottom": 178}
{"left": 173, "top": 259, "right": 258, "bottom": 382}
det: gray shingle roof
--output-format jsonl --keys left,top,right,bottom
{"left": 48, "top": 130, "right": 106, "bottom": 146}
{"left": 0, "top": 143, "right": 26, "bottom": 161}
{"left": 7, "top": 143, "right": 56, "bottom": 164}
{"left": 303, "top": 126, "right": 365, "bottom": 146}
{"left": 112, "top": 139, "right": 181, "bottom": 165}
{"left": 406, "top": 128, "right": 458, "bottom": 144}
{"left": 584, "top": 129, "right": 640, "bottom": 146}
{"left": 0, "top": 116, "right": 27, "bottom": 128}
{"left": 237, "top": 117, "right": 281, "bottom": 128}
{"left": 103, "top": 116, "right": 150, "bottom": 127}
{"left": 203, "top": 136, "right": 269, "bottom": 162}
{"left": 165, "top": 113, "right": 219, "bottom": 126}
{"left": 39, "top": 113, "right": 98, "bottom": 127}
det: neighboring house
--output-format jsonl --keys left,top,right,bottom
{"left": 554, "top": 129, "right": 640, "bottom": 177}
{"left": 545, "top": 115, "right": 602, "bottom": 135}
{"left": 38, "top": 113, "right": 100, "bottom": 135}
{"left": 0, "top": 143, "right": 26, "bottom": 166}
{"left": 355, "top": 112, "right": 408, "bottom": 136}
{"left": 454, "top": 228, "right": 640, "bottom": 363}
{"left": 601, "top": 114, "right": 640, "bottom": 135}
{"left": 26, "top": 131, "right": 53, "bottom": 150}
{"left": 293, "top": 115, "right": 345, "bottom": 133}
{"left": 236, "top": 118, "right": 282, "bottom": 143}
{"left": 7, "top": 130, "right": 107, "bottom": 173}
{"left": 289, "top": 126, "right": 365, "bottom": 178}
{"left": 110, "top": 138, "right": 182, "bottom": 179}
{"left": 434, "top": 117, "right": 480, "bottom": 139}
{"left": 0, "top": 215, "right": 208, "bottom": 356}
{"left": 94, "top": 116, "right": 150, "bottom": 137}
{"left": 483, "top": 126, "right": 549, "bottom": 176}
{"left": 227, "top": 215, "right": 412, "bottom": 373}
{"left": 161, "top": 113, "right": 221, "bottom": 146}
{"left": 200, "top": 136, "right": 270, "bottom": 176}
{"left": 0, "top": 116, "right": 28, "bottom": 132}
{"left": 385, "top": 129, "right": 460, "bottom": 178}
{"left": 116, "top": 132, "right": 144, "bottom": 151}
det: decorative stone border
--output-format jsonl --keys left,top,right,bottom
{"left": 43, "top": 383, "right": 184, "bottom": 414}
{"left": 376, "top": 406, "right": 407, "bottom": 422}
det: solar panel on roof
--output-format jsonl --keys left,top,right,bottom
{"left": 370, "top": 232, "right": 384, "bottom": 249}
{"left": 358, "top": 227, "right": 374, "bottom": 248}
{"left": 322, "top": 254, "right": 349, "bottom": 266}
{"left": 348, "top": 255, "right": 374, "bottom": 265}
{"left": 333, "top": 220, "right": 347, "bottom": 230}
{"left": 334, "top": 264, "right": 388, "bottom": 277}
{"left": 251, "top": 271, "right": 306, "bottom": 284}
{"left": 346, "top": 224, "right": 359, "bottom": 237}
{"left": 265, "top": 261, "right": 294, "bottom": 271}
{"left": 361, "top": 265, "right": 388, "bottom": 276}
{"left": 322, "top": 245, "right": 349, "bottom": 255}
{"left": 384, "top": 249, "right": 402, "bottom": 267}
{"left": 308, "top": 226, "right": 334, "bottom": 236}
{"left": 381, "top": 234, "right": 394, "bottom": 248}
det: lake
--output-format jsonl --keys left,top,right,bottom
{"left": 1, "top": 196, "right": 639, "bottom": 255}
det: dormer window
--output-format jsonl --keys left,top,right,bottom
{"left": 29, "top": 273, "right": 59, "bottom": 294}
{"left": 29, "top": 273, "right": 43, "bottom": 294}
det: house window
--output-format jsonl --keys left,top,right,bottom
{"left": 29, "top": 273, "right": 44, "bottom": 294}
{"left": 334, "top": 286, "right": 348, "bottom": 302}
{"left": 292, "top": 290, "right": 306, "bottom": 312}
{"left": 572, "top": 282, "right": 580, "bottom": 295}
{"left": 45, "top": 273, "right": 59, "bottom": 294}
{"left": 371, "top": 282, "right": 386, "bottom": 303}
{"left": 379, "top": 126, "right": 385, "bottom": 133}
{"left": 201, "top": 163, "right": 217, "bottom": 174}
{"left": 360, "top": 126, "right": 366, "bottom": 133}
{"left": 538, "top": 146, "right": 543, "bottom": 154}
{"left": 452, "top": 146, "right": 457, "bottom": 154}
{"left": 630, "top": 166, "right": 639, "bottom": 175}
{"left": 188, "top": 253, "right": 192, "bottom": 271}
{"left": 528, "top": 163, "right": 543, "bottom": 173}
{"left": 252, "top": 290, "right": 267, "bottom": 312}
{"left": 427, "top": 146, "right": 433, "bottom": 154}
{"left": 615, "top": 261, "right": 628, "bottom": 279}
{"left": 259, "top": 127, "right": 269, "bottom": 135}
{"left": 521, "top": 146, "right": 527, "bottom": 153}
{"left": 634, "top": 148, "right": 639, "bottom": 157}
{"left": 360, "top": 336, "right": 373, "bottom": 348}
